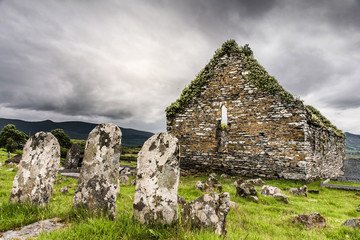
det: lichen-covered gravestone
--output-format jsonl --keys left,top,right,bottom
{"left": 10, "top": 132, "right": 60, "bottom": 206}
{"left": 64, "top": 143, "right": 81, "bottom": 169}
{"left": 72, "top": 123, "right": 122, "bottom": 217}
{"left": 133, "top": 132, "right": 180, "bottom": 224}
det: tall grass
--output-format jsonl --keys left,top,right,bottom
{"left": 1, "top": 148, "right": 360, "bottom": 239}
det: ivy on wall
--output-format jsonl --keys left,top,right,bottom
{"left": 165, "top": 40, "right": 344, "bottom": 137}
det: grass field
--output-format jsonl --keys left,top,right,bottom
{"left": 1, "top": 148, "right": 360, "bottom": 239}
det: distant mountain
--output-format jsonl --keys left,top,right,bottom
{"left": 0, "top": 118, "right": 154, "bottom": 147}
{"left": 346, "top": 132, "right": 360, "bottom": 156}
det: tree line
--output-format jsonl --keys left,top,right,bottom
{"left": 0, "top": 124, "right": 71, "bottom": 154}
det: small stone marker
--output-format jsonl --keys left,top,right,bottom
{"left": 289, "top": 185, "right": 307, "bottom": 197}
{"left": 73, "top": 123, "right": 122, "bottom": 217}
{"left": 181, "top": 192, "right": 230, "bottom": 235}
{"left": 60, "top": 186, "right": 68, "bottom": 194}
{"left": 293, "top": 213, "right": 326, "bottom": 228}
{"left": 245, "top": 178, "right": 266, "bottom": 186}
{"left": 10, "top": 132, "right": 60, "bottom": 206}
{"left": 119, "top": 175, "right": 129, "bottom": 186}
{"left": 342, "top": 218, "right": 360, "bottom": 228}
{"left": 64, "top": 143, "right": 81, "bottom": 169}
{"left": 133, "top": 132, "right": 180, "bottom": 224}
{"left": 261, "top": 185, "right": 281, "bottom": 196}
{"left": 195, "top": 174, "right": 222, "bottom": 193}
{"left": 236, "top": 183, "right": 258, "bottom": 197}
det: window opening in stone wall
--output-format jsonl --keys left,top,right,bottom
{"left": 221, "top": 105, "right": 228, "bottom": 130}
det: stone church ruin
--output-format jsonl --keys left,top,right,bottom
{"left": 166, "top": 40, "right": 345, "bottom": 181}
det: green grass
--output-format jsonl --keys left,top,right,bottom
{"left": 1, "top": 149, "right": 360, "bottom": 239}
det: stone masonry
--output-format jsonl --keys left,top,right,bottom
{"left": 166, "top": 41, "right": 345, "bottom": 181}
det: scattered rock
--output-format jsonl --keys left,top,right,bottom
{"left": 178, "top": 194, "right": 186, "bottom": 206}
{"left": 195, "top": 175, "right": 222, "bottom": 193}
{"left": 250, "top": 196, "right": 259, "bottom": 202}
{"left": 0, "top": 217, "right": 64, "bottom": 240}
{"left": 273, "top": 193, "right": 289, "bottom": 204}
{"left": 236, "top": 183, "right": 258, "bottom": 198}
{"left": 10, "top": 132, "right": 60, "bottom": 206}
{"left": 245, "top": 178, "right": 266, "bottom": 186}
{"left": 220, "top": 173, "right": 228, "bottom": 178}
{"left": 6, "top": 168, "right": 14, "bottom": 172}
{"left": 130, "top": 179, "right": 136, "bottom": 186}
{"left": 261, "top": 185, "right": 281, "bottom": 196}
{"left": 133, "top": 132, "right": 180, "bottom": 224}
{"left": 181, "top": 192, "right": 230, "bottom": 235}
{"left": 5, "top": 154, "right": 22, "bottom": 165}
{"left": 73, "top": 123, "right": 122, "bottom": 217}
{"left": 308, "top": 189, "right": 319, "bottom": 194}
{"left": 289, "top": 185, "right": 307, "bottom": 197}
{"left": 60, "top": 186, "right": 68, "bottom": 194}
{"left": 231, "top": 178, "right": 244, "bottom": 187}
{"left": 358, "top": 204, "right": 360, "bottom": 212}
{"left": 119, "top": 175, "right": 129, "bottom": 186}
{"left": 342, "top": 218, "right": 360, "bottom": 228}
{"left": 293, "top": 213, "right": 326, "bottom": 228}
{"left": 229, "top": 200, "right": 239, "bottom": 208}
{"left": 195, "top": 181, "right": 205, "bottom": 191}
{"left": 63, "top": 143, "right": 81, "bottom": 169}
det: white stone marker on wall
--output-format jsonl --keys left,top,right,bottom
{"left": 133, "top": 132, "right": 180, "bottom": 224}
{"left": 72, "top": 123, "right": 122, "bottom": 217}
{"left": 10, "top": 132, "right": 60, "bottom": 206}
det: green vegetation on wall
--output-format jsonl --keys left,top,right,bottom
{"left": 166, "top": 40, "right": 343, "bottom": 137}
{"left": 306, "top": 105, "right": 344, "bottom": 137}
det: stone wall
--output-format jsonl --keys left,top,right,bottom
{"left": 304, "top": 122, "right": 345, "bottom": 180}
{"left": 167, "top": 53, "right": 345, "bottom": 181}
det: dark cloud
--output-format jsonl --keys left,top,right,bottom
{"left": 0, "top": 0, "right": 359, "bottom": 133}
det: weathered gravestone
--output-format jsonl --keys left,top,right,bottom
{"left": 73, "top": 123, "right": 122, "bottom": 217}
{"left": 10, "top": 132, "right": 60, "bottom": 206}
{"left": 64, "top": 143, "right": 81, "bottom": 169}
{"left": 133, "top": 132, "right": 180, "bottom": 224}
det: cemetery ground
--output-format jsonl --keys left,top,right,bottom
{"left": 1, "top": 148, "right": 360, "bottom": 239}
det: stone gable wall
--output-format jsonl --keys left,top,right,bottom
{"left": 167, "top": 53, "right": 345, "bottom": 180}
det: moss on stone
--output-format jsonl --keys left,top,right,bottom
{"left": 165, "top": 40, "right": 241, "bottom": 119}
{"left": 166, "top": 40, "right": 343, "bottom": 137}
{"left": 305, "top": 105, "right": 344, "bottom": 137}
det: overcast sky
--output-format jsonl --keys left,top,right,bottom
{"left": 0, "top": 0, "right": 359, "bottom": 134}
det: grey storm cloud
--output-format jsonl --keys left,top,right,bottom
{"left": 0, "top": 0, "right": 359, "bottom": 133}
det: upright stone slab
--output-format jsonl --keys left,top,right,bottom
{"left": 64, "top": 143, "right": 81, "bottom": 169}
{"left": 72, "top": 123, "right": 122, "bottom": 217}
{"left": 10, "top": 132, "right": 60, "bottom": 206}
{"left": 133, "top": 132, "right": 179, "bottom": 224}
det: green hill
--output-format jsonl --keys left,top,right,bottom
{"left": 0, "top": 118, "right": 153, "bottom": 147}
{"left": 345, "top": 132, "right": 360, "bottom": 157}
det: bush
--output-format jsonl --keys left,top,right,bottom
{"left": 5, "top": 137, "right": 18, "bottom": 153}
{"left": 0, "top": 124, "right": 28, "bottom": 150}
{"left": 50, "top": 129, "right": 72, "bottom": 149}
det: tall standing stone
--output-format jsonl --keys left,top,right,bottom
{"left": 64, "top": 143, "right": 81, "bottom": 169}
{"left": 10, "top": 132, "right": 60, "bottom": 206}
{"left": 133, "top": 132, "right": 179, "bottom": 224}
{"left": 73, "top": 123, "right": 122, "bottom": 217}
